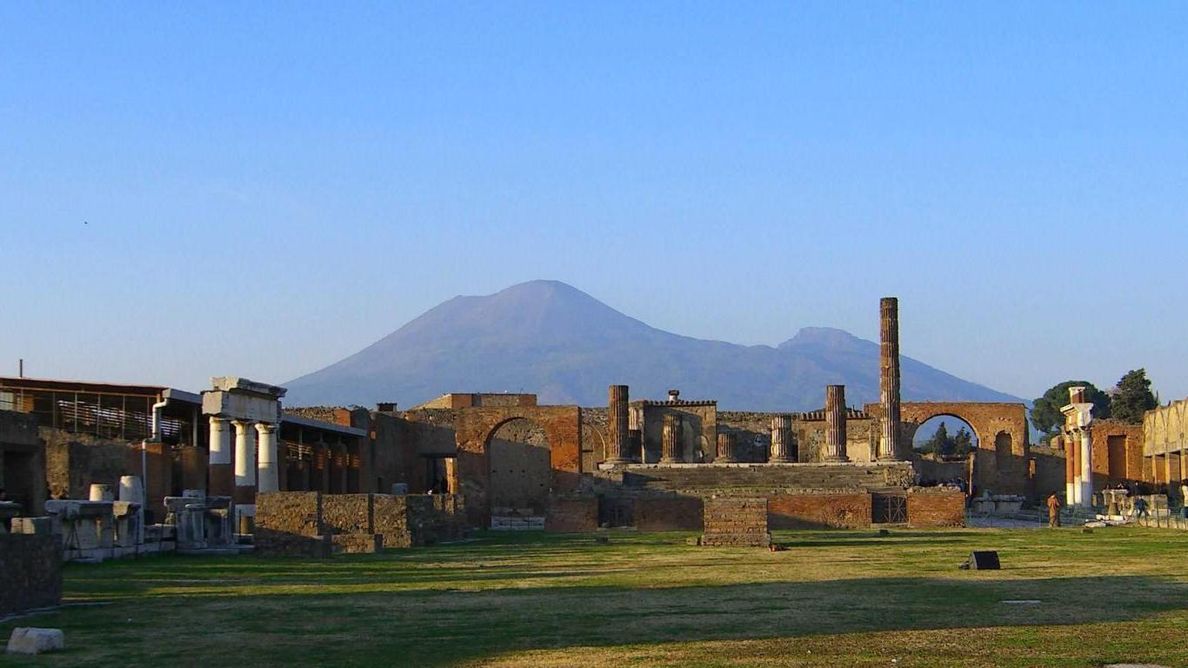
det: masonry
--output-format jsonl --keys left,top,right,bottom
{"left": 255, "top": 490, "right": 464, "bottom": 557}
{"left": 0, "top": 533, "right": 62, "bottom": 617}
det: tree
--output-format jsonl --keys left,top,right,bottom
{"left": 1110, "top": 369, "right": 1157, "bottom": 424}
{"left": 952, "top": 427, "right": 974, "bottom": 456}
{"left": 1031, "top": 381, "right": 1111, "bottom": 438}
{"left": 923, "top": 421, "right": 950, "bottom": 457}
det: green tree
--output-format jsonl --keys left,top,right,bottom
{"left": 952, "top": 427, "right": 974, "bottom": 456}
{"left": 1110, "top": 369, "right": 1158, "bottom": 424}
{"left": 1031, "top": 381, "right": 1111, "bottom": 439}
{"left": 924, "top": 421, "right": 950, "bottom": 457}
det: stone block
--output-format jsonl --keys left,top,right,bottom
{"left": 6, "top": 628, "right": 65, "bottom": 655}
{"left": 10, "top": 517, "right": 52, "bottom": 535}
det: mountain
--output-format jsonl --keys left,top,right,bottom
{"left": 283, "top": 280, "right": 1023, "bottom": 410}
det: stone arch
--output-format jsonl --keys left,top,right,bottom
{"left": 453, "top": 406, "right": 582, "bottom": 526}
{"left": 486, "top": 417, "right": 551, "bottom": 515}
{"left": 900, "top": 402, "right": 1030, "bottom": 496}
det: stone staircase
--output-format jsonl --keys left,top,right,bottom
{"left": 614, "top": 462, "right": 914, "bottom": 494}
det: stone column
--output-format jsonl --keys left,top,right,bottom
{"left": 770, "top": 414, "right": 793, "bottom": 463}
{"left": 1070, "top": 429, "right": 1083, "bottom": 506}
{"left": 717, "top": 431, "right": 737, "bottom": 463}
{"left": 256, "top": 422, "right": 279, "bottom": 493}
{"left": 208, "top": 416, "right": 233, "bottom": 497}
{"left": 1069, "top": 435, "right": 1078, "bottom": 501}
{"left": 824, "top": 385, "right": 849, "bottom": 462}
{"left": 1079, "top": 427, "right": 1092, "bottom": 506}
{"left": 606, "top": 385, "right": 632, "bottom": 464}
{"left": 660, "top": 413, "right": 682, "bottom": 464}
{"left": 878, "top": 297, "right": 902, "bottom": 460}
{"left": 232, "top": 419, "right": 257, "bottom": 503}
{"left": 628, "top": 429, "right": 643, "bottom": 463}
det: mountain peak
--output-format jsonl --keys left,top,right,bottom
{"left": 779, "top": 327, "right": 868, "bottom": 352}
{"left": 283, "top": 281, "right": 1021, "bottom": 409}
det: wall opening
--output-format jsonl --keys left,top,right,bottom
{"left": 487, "top": 418, "right": 551, "bottom": 516}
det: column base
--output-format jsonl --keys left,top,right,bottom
{"left": 659, "top": 457, "right": 681, "bottom": 464}
{"left": 823, "top": 456, "right": 851, "bottom": 463}
{"left": 603, "top": 457, "right": 634, "bottom": 466}
{"left": 876, "top": 455, "right": 900, "bottom": 462}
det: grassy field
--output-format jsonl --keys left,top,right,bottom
{"left": 3, "top": 527, "right": 1188, "bottom": 667}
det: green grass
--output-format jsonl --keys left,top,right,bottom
{"left": 3, "top": 527, "right": 1188, "bottom": 667}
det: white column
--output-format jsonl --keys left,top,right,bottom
{"left": 256, "top": 422, "right": 279, "bottom": 493}
{"left": 233, "top": 420, "right": 257, "bottom": 487}
{"left": 209, "top": 416, "right": 232, "bottom": 465}
{"left": 1080, "top": 428, "right": 1093, "bottom": 507}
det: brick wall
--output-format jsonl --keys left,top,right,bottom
{"left": 768, "top": 492, "right": 872, "bottom": 529}
{"left": 700, "top": 497, "right": 770, "bottom": 546}
{"left": 907, "top": 488, "right": 966, "bottom": 527}
{"left": 545, "top": 496, "right": 598, "bottom": 532}
{"left": 0, "top": 534, "right": 62, "bottom": 616}
{"left": 635, "top": 496, "right": 703, "bottom": 531}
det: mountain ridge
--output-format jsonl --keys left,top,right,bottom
{"left": 283, "top": 280, "right": 1023, "bottom": 410}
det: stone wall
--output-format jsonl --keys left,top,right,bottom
{"left": 0, "top": 533, "right": 63, "bottom": 617}
{"left": 545, "top": 496, "right": 598, "bottom": 533}
{"left": 254, "top": 491, "right": 331, "bottom": 557}
{"left": 768, "top": 492, "right": 872, "bottom": 529}
{"left": 794, "top": 414, "right": 878, "bottom": 463}
{"left": 635, "top": 496, "right": 703, "bottom": 531}
{"left": 700, "top": 497, "right": 770, "bottom": 547}
{"left": 373, "top": 493, "right": 465, "bottom": 548}
{"left": 906, "top": 488, "right": 966, "bottom": 527}
{"left": 616, "top": 462, "right": 915, "bottom": 493}
{"left": 322, "top": 494, "right": 374, "bottom": 534}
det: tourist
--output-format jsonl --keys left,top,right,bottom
{"left": 1134, "top": 496, "right": 1150, "bottom": 520}
{"left": 1046, "top": 493, "right": 1061, "bottom": 528}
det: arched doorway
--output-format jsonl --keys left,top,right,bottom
{"left": 487, "top": 418, "right": 551, "bottom": 516}
{"left": 994, "top": 431, "right": 1012, "bottom": 473}
{"left": 911, "top": 415, "right": 978, "bottom": 491}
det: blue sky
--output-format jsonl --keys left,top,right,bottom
{"left": 2, "top": 3, "right": 1186, "bottom": 402}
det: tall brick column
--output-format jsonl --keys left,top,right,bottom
{"left": 660, "top": 413, "right": 682, "bottom": 463}
{"left": 717, "top": 431, "right": 737, "bottom": 463}
{"left": 878, "top": 297, "right": 902, "bottom": 461}
{"left": 770, "top": 414, "right": 793, "bottom": 463}
{"left": 606, "top": 385, "right": 632, "bottom": 464}
{"left": 824, "top": 385, "right": 849, "bottom": 462}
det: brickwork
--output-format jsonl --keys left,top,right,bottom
{"left": 906, "top": 488, "right": 966, "bottom": 527}
{"left": 700, "top": 497, "right": 770, "bottom": 547}
{"left": 899, "top": 402, "right": 1030, "bottom": 496}
{"left": 635, "top": 496, "right": 704, "bottom": 531}
{"left": 768, "top": 492, "right": 872, "bottom": 529}
{"left": 545, "top": 496, "right": 598, "bottom": 532}
{"left": 0, "top": 534, "right": 62, "bottom": 617}
{"left": 453, "top": 405, "right": 582, "bottom": 526}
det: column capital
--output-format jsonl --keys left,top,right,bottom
{"left": 254, "top": 422, "right": 278, "bottom": 435}
{"left": 231, "top": 419, "right": 256, "bottom": 433}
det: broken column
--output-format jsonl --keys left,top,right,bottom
{"left": 208, "top": 416, "right": 233, "bottom": 497}
{"left": 256, "top": 422, "right": 279, "bottom": 493}
{"left": 878, "top": 297, "right": 902, "bottom": 460}
{"left": 628, "top": 428, "right": 643, "bottom": 463}
{"left": 769, "top": 414, "right": 793, "bottom": 463}
{"left": 824, "top": 385, "right": 849, "bottom": 462}
{"left": 660, "top": 413, "right": 682, "bottom": 464}
{"left": 605, "top": 385, "right": 632, "bottom": 464}
{"left": 717, "top": 431, "right": 737, "bottom": 463}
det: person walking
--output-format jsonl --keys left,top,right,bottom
{"left": 1134, "top": 495, "right": 1150, "bottom": 521}
{"left": 1047, "top": 493, "right": 1062, "bottom": 528}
